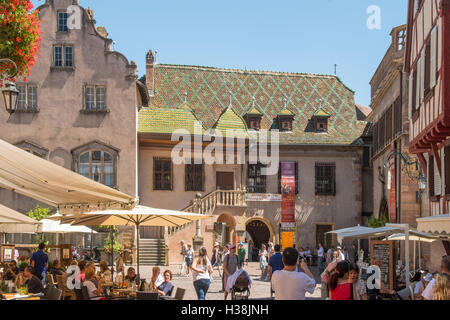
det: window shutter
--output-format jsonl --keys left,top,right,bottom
{"left": 415, "top": 59, "right": 421, "bottom": 112}
{"left": 408, "top": 73, "right": 414, "bottom": 119}
{"left": 420, "top": 49, "right": 426, "bottom": 103}
{"left": 430, "top": 25, "right": 438, "bottom": 89}
{"left": 434, "top": 156, "right": 442, "bottom": 196}
{"left": 445, "top": 147, "right": 450, "bottom": 195}
{"left": 429, "top": 155, "right": 435, "bottom": 197}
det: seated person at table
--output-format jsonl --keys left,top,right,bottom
{"left": 150, "top": 267, "right": 164, "bottom": 291}
{"left": 49, "top": 260, "right": 64, "bottom": 278}
{"left": 99, "top": 260, "right": 112, "bottom": 283}
{"left": 3, "top": 261, "right": 19, "bottom": 281}
{"left": 78, "top": 260, "right": 87, "bottom": 283}
{"left": 83, "top": 268, "right": 104, "bottom": 300}
{"left": 16, "top": 266, "right": 44, "bottom": 294}
{"left": 414, "top": 272, "right": 433, "bottom": 300}
{"left": 157, "top": 270, "right": 174, "bottom": 297}
{"left": 125, "top": 267, "right": 138, "bottom": 286}
{"left": 86, "top": 262, "right": 100, "bottom": 288}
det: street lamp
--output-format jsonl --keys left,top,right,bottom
{"left": 0, "top": 58, "right": 19, "bottom": 114}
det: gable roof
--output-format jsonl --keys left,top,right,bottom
{"left": 146, "top": 64, "right": 366, "bottom": 145}
{"left": 313, "top": 108, "right": 331, "bottom": 117}
{"left": 213, "top": 106, "right": 248, "bottom": 133}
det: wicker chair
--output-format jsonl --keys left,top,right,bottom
{"left": 56, "top": 274, "right": 75, "bottom": 300}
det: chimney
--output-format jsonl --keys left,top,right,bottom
{"left": 146, "top": 50, "right": 155, "bottom": 96}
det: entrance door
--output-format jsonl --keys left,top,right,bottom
{"left": 216, "top": 172, "right": 234, "bottom": 190}
{"left": 246, "top": 220, "right": 271, "bottom": 261}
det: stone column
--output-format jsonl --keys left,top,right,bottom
{"left": 193, "top": 193, "right": 204, "bottom": 251}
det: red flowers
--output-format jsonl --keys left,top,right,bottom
{"left": 0, "top": 0, "right": 42, "bottom": 85}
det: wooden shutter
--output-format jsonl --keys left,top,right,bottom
{"left": 420, "top": 49, "right": 426, "bottom": 104}
{"left": 445, "top": 147, "right": 450, "bottom": 195}
{"left": 408, "top": 73, "right": 414, "bottom": 119}
{"left": 430, "top": 25, "right": 438, "bottom": 89}
{"left": 429, "top": 155, "right": 435, "bottom": 197}
{"left": 434, "top": 154, "right": 442, "bottom": 196}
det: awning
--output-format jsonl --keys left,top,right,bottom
{"left": 384, "top": 232, "right": 438, "bottom": 243}
{"left": 336, "top": 226, "right": 404, "bottom": 240}
{"left": 41, "top": 219, "right": 97, "bottom": 234}
{"left": 416, "top": 214, "right": 450, "bottom": 237}
{"left": 0, "top": 139, "right": 136, "bottom": 214}
{"left": 0, "top": 204, "right": 42, "bottom": 233}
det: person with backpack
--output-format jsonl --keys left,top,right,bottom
{"left": 223, "top": 244, "right": 240, "bottom": 300}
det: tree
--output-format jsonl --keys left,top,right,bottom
{"left": 367, "top": 214, "right": 388, "bottom": 228}
{"left": 0, "top": 0, "right": 41, "bottom": 85}
{"left": 27, "top": 205, "right": 51, "bottom": 221}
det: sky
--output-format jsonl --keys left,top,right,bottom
{"left": 32, "top": 0, "right": 408, "bottom": 107}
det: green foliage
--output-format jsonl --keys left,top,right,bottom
{"left": 27, "top": 205, "right": 51, "bottom": 221}
{"left": 103, "top": 227, "right": 123, "bottom": 254}
{"left": 18, "top": 261, "right": 28, "bottom": 271}
{"left": 367, "top": 214, "right": 388, "bottom": 228}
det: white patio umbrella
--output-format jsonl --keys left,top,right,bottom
{"left": 40, "top": 219, "right": 97, "bottom": 246}
{"left": 0, "top": 204, "right": 42, "bottom": 243}
{"left": 326, "top": 225, "right": 373, "bottom": 253}
{"left": 54, "top": 205, "right": 207, "bottom": 276}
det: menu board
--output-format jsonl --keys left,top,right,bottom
{"left": 370, "top": 241, "right": 394, "bottom": 290}
{"left": 1, "top": 245, "right": 15, "bottom": 263}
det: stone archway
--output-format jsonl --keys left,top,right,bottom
{"left": 245, "top": 217, "right": 275, "bottom": 262}
{"left": 217, "top": 213, "right": 237, "bottom": 246}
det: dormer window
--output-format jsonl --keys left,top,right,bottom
{"left": 277, "top": 108, "right": 295, "bottom": 132}
{"left": 245, "top": 104, "right": 263, "bottom": 131}
{"left": 312, "top": 108, "right": 331, "bottom": 133}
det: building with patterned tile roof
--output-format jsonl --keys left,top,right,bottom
{"left": 137, "top": 50, "right": 372, "bottom": 265}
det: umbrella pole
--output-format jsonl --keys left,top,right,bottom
{"left": 136, "top": 223, "right": 140, "bottom": 278}
{"left": 110, "top": 228, "right": 114, "bottom": 281}
{"left": 419, "top": 238, "right": 422, "bottom": 270}
{"left": 413, "top": 240, "right": 416, "bottom": 272}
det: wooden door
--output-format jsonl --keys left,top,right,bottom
{"left": 216, "top": 172, "right": 234, "bottom": 190}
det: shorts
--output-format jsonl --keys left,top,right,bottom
{"left": 185, "top": 257, "right": 193, "bottom": 267}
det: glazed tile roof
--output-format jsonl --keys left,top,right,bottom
{"left": 314, "top": 108, "right": 331, "bottom": 117}
{"left": 138, "top": 105, "right": 204, "bottom": 135}
{"left": 142, "top": 64, "right": 367, "bottom": 145}
{"left": 213, "top": 106, "right": 248, "bottom": 132}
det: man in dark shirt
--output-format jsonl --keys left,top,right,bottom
{"left": 30, "top": 243, "right": 48, "bottom": 281}
{"left": 268, "top": 245, "right": 284, "bottom": 299}
{"left": 17, "top": 266, "right": 44, "bottom": 294}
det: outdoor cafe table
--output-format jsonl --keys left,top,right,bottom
{"left": 1, "top": 293, "right": 43, "bottom": 300}
{"left": 112, "top": 289, "right": 174, "bottom": 300}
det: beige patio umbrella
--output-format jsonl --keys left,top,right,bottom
{"left": 0, "top": 138, "right": 136, "bottom": 214}
{"left": 54, "top": 205, "right": 207, "bottom": 276}
{"left": 0, "top": 204, "right": 42, "bottom": 235}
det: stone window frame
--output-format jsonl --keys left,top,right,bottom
{"left": 72, "top": 141, "right": 119, "bottom": 189}
{"left": 153, "top": 158, "right": 173, "bottom": 191}
{"left": 185, "top": 162, "right": 204, "bottom": 192}
{"left": 81, "top": 83, "right": 109, "bottom": 113}
{"left": 14, "top": 140, "right": 49, "bottom": 158}
{"left": 315, "top": 162, "right": 336, "bottom": 196}
{"left": 15, "top": 83, "right": 39, "bottom": 113}
{"left": 247, "top": 163, "right": 267, "bottom": 194}
{"left": 51, "top": 44, "right": 75, "bottom": 70}
{"left": 57, "top": 10, "right": 69, "bottom": 33}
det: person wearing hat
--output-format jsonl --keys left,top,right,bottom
{"left": 337, "top": 246, "right": 345, "bottom": 262}
{"left": 211, "top": 242, "right": 221, "bottom": 278}
{"left": 238, "top": 242, "right": 246, "bottom": 268}
{"left": 414, "top": 272, "right": 433, "bottom": 300}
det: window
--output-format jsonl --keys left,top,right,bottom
{"left": 53, "top": 45, "right": 73, "bottom": 67}
{"left": 315, "top": 163, "right": 336, "bottom": 196}
{"left": 424, "top": 38, "right": 431, "bottom": 97}
{"left": 247, "top": 164, "right": 267, "bottom": 194}
{"left": 16, "top": 84, "right": 37, "bottom": 110}
{"left": 278, "top": 162, "right": 299, "bottom": 195}
{"left": 154, "top": 159, "right": 172, "bottom": 190}
{"left": 185, "top": 163, "right": 203, "bottom": 191}
{"left": 445, "top": 147, "right": 450, "bottom": 195}
{"left": 315, "top": 224, "right": 333, "bottom": 249}
{"left": 15, "top": 141, "right": 48, "bottom": 158}
{"left": 78, "top": 151, "right": 115, "bottom": 187}
{"left": 315, "top": 118, "right": 328, "bottom": 133}
{"left": 247, "top": 116, "right": 261, "bottom": 131}
{"left": 411, "top": 69, "right": 417, "bottom": 114}
{"left": 57, "top": 12, "right": 68, "bottom": 32}
{"left": 363, "top": 147, "right": 371, "bottom": 168}
{"left": 84, "top": 85, "right": 106, "bottom": 110}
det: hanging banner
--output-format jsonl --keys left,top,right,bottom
{"left": 281, "top": 162, "right": 296, "bottom": 223}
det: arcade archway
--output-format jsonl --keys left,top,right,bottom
{"left": 245, "top": 218, "right": 273, "bottom": 262}
{"left": 216, "top": 213, "right": 236, "bottom": 246}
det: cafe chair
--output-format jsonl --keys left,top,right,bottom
{"left": 174, "top": 288, "right": 186, "bottom": 300}
{"left": 56, "top": 274, "right": 75, "bottom": 300}
{"left": 136, "top": 291, "right": 159, "bottom": 300}
{"left": 40, "top": 286, "right": 62, "bottom": 300}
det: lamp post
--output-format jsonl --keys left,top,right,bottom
{"left": 1, "top": 58, "right": 19, "bottom": 114}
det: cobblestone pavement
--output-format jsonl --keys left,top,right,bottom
{"left": 127, "top": 262, "right": 322, "bottom": 300}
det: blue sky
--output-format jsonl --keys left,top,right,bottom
{"left": 32, "top": 0, "right": 408, "bottom": 107}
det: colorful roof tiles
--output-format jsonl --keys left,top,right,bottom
{"left": 141, "top": 64, "right": 366, "bottom": 145}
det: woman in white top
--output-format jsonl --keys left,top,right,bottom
{"left": 83, "top": 268, "right": 104, "bottom": 300}
{"left": 259, "top": 244, "right": 268, "bottom": 280}
{"left": 191, "top": 247, "right": 213, "bottom": 300}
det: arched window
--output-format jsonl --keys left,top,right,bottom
{"left": 72, "top": 142, "right": 119, "bottom": 188}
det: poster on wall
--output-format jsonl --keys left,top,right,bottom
{"left": 281, "top": 162, "right": 296, "bottom": 223}
{"left": 281, "top": 232, "right": 294, "bottom": 250}
{"left": 1, "top": 245, "right": 15, "bottom": 263}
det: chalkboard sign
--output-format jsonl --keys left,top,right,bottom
{"left": 370, "top": 241, "right": 394, "bottom": 290}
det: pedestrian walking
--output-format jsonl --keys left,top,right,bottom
{"left": 317, "top": 243, "right": 325, "bottom": 274}
{"left": 271, "top": 247, "right": 316, "bottom": 300}
{"left": 238, "top": 242, "right": 246, "bottom": 268}
{"left": 268, "top": 244, "right": 284, "bottom": 299}
{"left": 179, "top": 240, "right": 188, "bottom": 275}
{"left": 30, "top": 242, "right": 48, "bottom": 286}
{"left": 259, "top": 244, "right": 268, "bottom": 280}
{"left": 191, "top": 247, "right": 213, "bottom": 300}
{"left": 223, "top": 244, "right": 240, "bottom": 300}
{"left": 210, "top": 242, "right": 221, "bottom": 278}
{"left": 185, "top": 244, "right": 194, "bottom": 275}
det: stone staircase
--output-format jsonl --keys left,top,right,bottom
{"left": 138, "top": 239, "right": 167, "bottom": 266}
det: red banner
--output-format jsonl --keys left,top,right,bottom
{"left": 281, "top": 162, "right": 296, "bottom": 223}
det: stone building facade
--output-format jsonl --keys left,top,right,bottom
{"left": 139, "top": 55, "right": 371, "bottom": 264}
{"left": 0, "top": 0, "right": 147, "bottom": 247}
